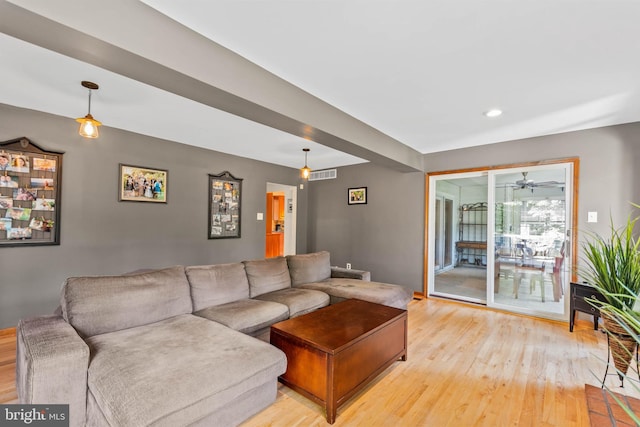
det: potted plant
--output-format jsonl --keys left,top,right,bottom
{"left": 594, "top": 291, "right": 640, "bottom": 422}
{"left": 581, "top": 210, "right": 640, "bottom": 380}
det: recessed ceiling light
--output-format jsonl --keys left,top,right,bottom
{"left": 484, "top": 109, "right": 503, "bottom": 118}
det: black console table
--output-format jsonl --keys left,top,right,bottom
{"left": 570, "top": 282, "right": 606, "bottom": 332}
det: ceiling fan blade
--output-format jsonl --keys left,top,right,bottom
{"left": 532, "top": 180, "right": 565, "bottom": 187}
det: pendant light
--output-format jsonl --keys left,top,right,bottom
{"left": 76, "top": 81, "right": 102, "bottom": 139}
{"left": 300, "top": 148, "right": 311, "bottom": 179}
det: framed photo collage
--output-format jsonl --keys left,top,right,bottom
{"left": 0, "top": 137, "right": 62, "bottom": 246}
{"left": 208, "top": 171, "right": 242, "bottom": 239}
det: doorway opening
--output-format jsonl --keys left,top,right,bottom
{"left": 266, "top": 183, "right": 297, "bottom": 258}
{"left": 426, "top": 159, "right": 578, "bottom": 321}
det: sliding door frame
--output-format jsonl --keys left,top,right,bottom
{"left": 423, "top": 157, "right": 580, "bottom": 301}
{"left": 434, "top": 192, "right": 457, "bottom": 273}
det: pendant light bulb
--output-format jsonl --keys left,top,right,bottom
{"left": 301, "top": 166, "right": 311, "bottom": 179}
{"left": 300, "top": 148, "right": 311, "bottom": 179}
{"left": 77, "top": 114, "right": 101, "bottom": 138}
{"left": 76, "top": 81, "right": 102, "bottom": 139}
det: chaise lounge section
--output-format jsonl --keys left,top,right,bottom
{"left": 287, "top": 251, "right": 413, "bottom": 310}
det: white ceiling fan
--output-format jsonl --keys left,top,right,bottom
{"left": 509, "top": 172, "right": 565, "bottom": 192}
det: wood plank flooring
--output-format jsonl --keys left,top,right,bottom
{"left": 0, "top": 327, "right": 17, "bottom": 404}
{"left": 0, "top": 299, "right": 636, "bottom": 426}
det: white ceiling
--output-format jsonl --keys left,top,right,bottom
{"left": 2, "top": 0, "right": 640, "bottom": 171}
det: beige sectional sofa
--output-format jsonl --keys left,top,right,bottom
{"left": 16, "top": 251, "right": 412, "bottom": 426}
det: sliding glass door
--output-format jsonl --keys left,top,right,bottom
{"left": 488, "top": 164, "right": 571, "bottom": 319}
{"left": 428, "top": 161, "right": 575, "bottom": 321}
{"left": 430, "top": 172, "right": 488, "bottom": 303}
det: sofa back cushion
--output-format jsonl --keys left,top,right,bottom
{"left": 286, "top": 251, "right": 331, "bottom": 286}
{"left": 185, "top": 263, "right": 250, "bottom": 311}
{"left": 243, "top": 257, "right": 291, "bottom": 297}
{"left": 61, "top": 266, "right": 192, "bottom": 338}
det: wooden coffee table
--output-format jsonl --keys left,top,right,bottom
{"left": 270, "top": 298, "right": 407, "bottom": 424}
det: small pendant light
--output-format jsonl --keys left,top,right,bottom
{"left": 300, "top": 148, "right": 311, "bottom": 179}
{"left": 76, "top": 81, "right": 102, "bottom": 139}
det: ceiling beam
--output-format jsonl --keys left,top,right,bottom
{"left": 1, "top": 0, "right": 424, "bottom": 172}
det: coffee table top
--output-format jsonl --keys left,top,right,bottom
{"left": 271, "top": 298, "right": 406, "bottom": 354}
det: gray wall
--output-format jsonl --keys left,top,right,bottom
{"left": 308, "top": 122, "right": 640, "bottom": 298}
{"left": 0, "top": 104, "right": 307, "bottom": 328}
{"left": 307, "top": 163, "right": 425, "bottom": 292}
{"left": 2, "top": 100, "right": 640, "bottom": 328}
{"left": 426, "top": 123, "right": 640, "bottom": 241}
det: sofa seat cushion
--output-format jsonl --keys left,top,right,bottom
{"left": 85, "top": 314, "right": 286, "bottom": 427}
{"left": 254, "top": 288, "right": 330, "bottom": 318}
{"left": 243, "top": 257, "right": 292, "bottom": 297}
{"left": 286, "top": 251, "right": 332, "bottom": 286}
{"left": 298, "top": 278, "right": 413, "bottom": 310}
{"left": 193, "top": 299, "right": 289, "bottom": 335}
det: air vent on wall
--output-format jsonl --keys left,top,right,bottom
{"left": 308, "top": 169, "right": 337, "bottom": 181}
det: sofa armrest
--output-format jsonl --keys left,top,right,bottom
{"left": 17, "top": 315, "right": 89, "bottom": 427}
{"left": 331, "top": 267, "right": 371, "bottom": 281}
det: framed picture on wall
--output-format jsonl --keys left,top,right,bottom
{"left": 0, "top": 137, "right": 62, "bottom": 247}
{"left": 348, "top": 187, "right": 367, "bottom": 205}
{"left": 208, "top": 171, "right": 242, "bottom": 239}
{"left": 119, "top": 164, "right": 168, "bottom": 203}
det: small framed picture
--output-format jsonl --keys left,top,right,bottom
{"left": 348, "top": 187, "right": 367, "bottom": 205}
{"left": 119, "top": 164, "right": 168, "bottom": 203}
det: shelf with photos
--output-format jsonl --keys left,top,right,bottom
{"left": 0, "top": 137, "right": 62, "bottom": 246}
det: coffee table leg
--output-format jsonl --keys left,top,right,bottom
{"left": 326, "top": 360, "right": 337, "bottom": 424}
{"left": 326, "top": 403, "right": 337, "bottom": 424}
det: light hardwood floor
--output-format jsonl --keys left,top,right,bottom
{"left": 0, "top": 299, "right": 634, "bottom": 426}
{"left": 0, "top": 327, "right": 17, "bottom": 404}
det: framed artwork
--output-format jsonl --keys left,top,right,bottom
{"left": 209, "top": 171, "right": 242, "bottom": 239}
{"left": 0, "top": 137, "right": 62, "bottom": 247}
{"left": 119, "top": 164, "right": 167, "bottom": 203}
{"left": 348, "top": 187, "right": 367, "bottom": 205}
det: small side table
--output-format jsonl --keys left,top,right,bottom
{"left": 570, "top": 282, "right": 606, "bottom": 332}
